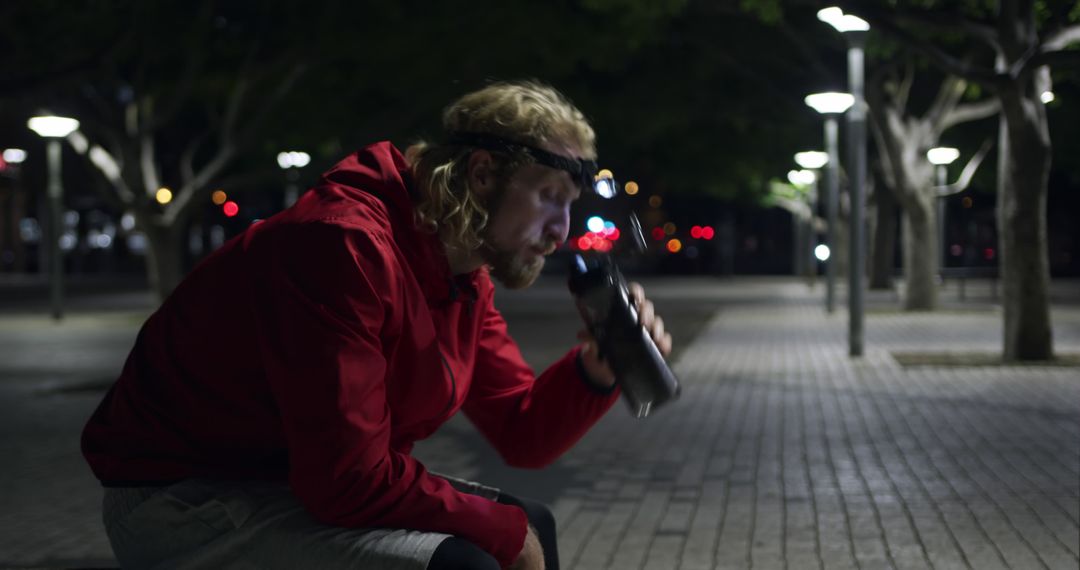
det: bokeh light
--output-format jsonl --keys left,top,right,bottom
{"left": 155, "top": 187, "right": 173, "bottom": 205}
{"left": 212, "top": 190, "right": 228, "bottom": 205}
{"left": 666, "top": 239, "right": 682, "bottom": 253}
{"left": 624, "top": 181, "right": 639, "bottom": 195}
{"left": 223, "top": 201, "right": 239, "bottom": 217}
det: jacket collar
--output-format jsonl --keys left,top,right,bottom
{"left": 319, "top": 142, "right": 481, "bottom": 308}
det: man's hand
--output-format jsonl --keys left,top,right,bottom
{"left": 579, "top": 282, "right": 673, "bottom": 389}
{"left": 509, "top": 525, "right": 544, "bottom": 570}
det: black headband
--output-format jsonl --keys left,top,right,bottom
{"left": 445, "top": 132, "right": 599, "bottom": 192}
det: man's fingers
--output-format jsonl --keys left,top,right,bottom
{"left": 638, "top": 299, "right": 655, "bottom": 329}
{"left": 651, "top": 316, "right": 665, "bottom": 346}
{"left": 658, "top": 332, "right": 673, "bottom": 356}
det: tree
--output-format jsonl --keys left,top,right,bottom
{"left": 867, "top": 66, "right": 997, "bottom": 310}
{"left": 835, "top": 0, "right": 1080, "bottom": 359}
{"left": 1, "top": 0, "right": 692, "bottom": 300}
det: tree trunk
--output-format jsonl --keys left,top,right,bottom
{"left": 144, "top": 222, "right": 186, "bottom": 303}
{"left": 901, "top": 193, "right": 938, "bottom": 310}
{"left": 870, "top": 181, "right": 897, "bottom": 290}
{"left": 997, "top": 86, "right": 1054, "bottom": 360}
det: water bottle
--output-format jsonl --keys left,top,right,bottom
{"left": 568, "top": 253, "right": 681, "bottom": 418}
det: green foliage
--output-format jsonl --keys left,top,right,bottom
{"left": 738, "top": 0, "right": 784, "bottom": 23}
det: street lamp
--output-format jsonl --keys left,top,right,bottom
{"left": 819, "top": 6, "right": 870, "bottom": 357}
{"left": 28, "top": 115, "right": 79, "bottom": 321}
{"left": 787, "top": 168, "right": 818, "bottom": 280}
{"left": 795, "top": 151, "right": 829, "bottom": 284}
{"left": 927, "top": 147, "right": 960, "bottom": 279}
{"left": 277, "top": 151, "right": 311, "bottom": 208}
{"left": 805, "top": 92, "right": 853, "bottom": 314}
{"left": 2, "top": 149, "right": 29, "bottom": 273}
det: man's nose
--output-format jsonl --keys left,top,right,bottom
{"left": 546, "top": 205, "right": 571, "bottom": 244}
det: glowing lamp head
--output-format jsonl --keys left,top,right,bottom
{"left": 794, "top": 151, "right": 829, "bottom": 170}
{"left": 805, "top": 92, "right": 854, "bottom": 115}
{"left": 28, "top": 116, "right": 80, "bottom": 138}
{"left": 787, "top": 169, "right": 817, "bottom": 186}
{"left": 818, "top": 7, "right": 869, "bottom": 32}
{"left": 927, "top": 147, "right": 960, "bottom": 166}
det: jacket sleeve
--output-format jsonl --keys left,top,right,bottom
{"left": 247, "top": 223, "right": 527, "bottom": 568}
{"left": 462, "top": 285, "right": 621, "bottom": 469}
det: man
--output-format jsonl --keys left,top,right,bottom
{"left": 83, "top": 81, "right": 672, "bottom": 570}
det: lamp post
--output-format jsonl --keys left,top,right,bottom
{"left": 28, "top": 115, "right": 79, "bottom": 321}
{"left": 787, "top": 168, "right": 817, "bottom": 279}
{"left": 2, "top": 149, "right": 28, "bottom": 272}
{"left": 804, "top": 92, "right": 854, "bottom": 314}
{"left": 795, "top": 151, "right": 829, "bottom": 286}
{"left": 277, "top": 151, "right": 311, "bottom": 208}
{"left": 927, "top": 147, "right": 960, "bottom": 279}
{"left": 819, "top": 6, "right": 870, "bottom": 357}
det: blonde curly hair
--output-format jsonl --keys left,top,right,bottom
{"left": 406, "top": 81, "right": 596, "bottom": 253}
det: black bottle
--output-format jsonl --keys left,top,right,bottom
{"left": 568, "top": 253, "right": 681, "bottom": 418}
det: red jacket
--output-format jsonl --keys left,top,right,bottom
{"left": 82, "top": 142, "right": 620, "bottom": 567}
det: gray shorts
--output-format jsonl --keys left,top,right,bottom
{"left": 102, "top": 475, "right": 501, "bottom": 570}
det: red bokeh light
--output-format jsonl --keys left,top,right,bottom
{"left": 223, "top": 201, "right": 239, "bottom": 217}
{"left": 690, "top": 226, "right": 702, "bottom": 239}
{"left": 651, "top": 227, "right": 665, "bottom": 241}
{"left": 984, "top": 247, "right": 995, "bottom": 260}
{"left": 701, "top": 226, "right": 715, "bottom": 240}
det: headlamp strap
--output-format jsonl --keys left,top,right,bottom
{"left": 445, "top": 132, "right": 599, "bottom": 191}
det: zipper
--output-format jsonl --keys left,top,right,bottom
{"left": 438, "top": 351, "right": 457, "bottom": 416}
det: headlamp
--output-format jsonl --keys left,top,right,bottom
{"left": 446, "top": 132, "right": 602, "bottom": 196}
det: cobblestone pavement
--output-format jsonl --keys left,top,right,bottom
{"left": 418, "top": 279, "right": 1079, "bottom": 570}
{"left": 2, "top": 278, "right": 1079, "bottom": 569}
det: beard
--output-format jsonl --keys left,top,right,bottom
{"left": 476, "top": 182, "right": 551, "bottom": 289}
{"left": 479, "top": 240, "right": 547, "bottom": 289}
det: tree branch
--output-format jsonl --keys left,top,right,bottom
{"left": 234, "top": 62, "right": 309, "bottom": 146}
{"left": 896, "top": 61, "right": 914, "bottom": 115}
{"left": 939, "top": 98, "right": 1000, "bottom": 133}
{"left": 1028, "top": 49, "right": 1080, "bottom": 71}
{"left": 925, "top": 75, "right": 967, "bottom": 127}
{"left": 179, "top": 130, "right": 211, "bottom": 187}
{"left": 842, "top": 7, "right": 1000, "bottom": 87}
{"left": 163, "top": 146, "right": 235, "bottom": 226}
{"left": 139, "top": 99, "right": 161, "bottom": 195}
{"left": 1041, "top": 23, "right": 1080, "bottom": 51}
{"left": 937, "top": 139, "right": 994, "bottom": 197}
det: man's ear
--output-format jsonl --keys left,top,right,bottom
{"left": 467, "top": 150, "right": 495, "bottom": 196}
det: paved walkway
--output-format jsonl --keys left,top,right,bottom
{"left": 417, "top": 280, "right": 1080, "bottom": 570}
{"left": 2, "top": 278, "right": 1078, "bottom": 569}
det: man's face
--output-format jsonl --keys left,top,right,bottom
{"left": 480, "top": 152, "right": 582, "bottom": 289}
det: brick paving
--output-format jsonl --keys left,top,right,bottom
{"left": 2, "top": 278, "right": 1079, "bottom": 569}
{"left": 432, "top": 281, "right": 1079, "bottom": 570}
